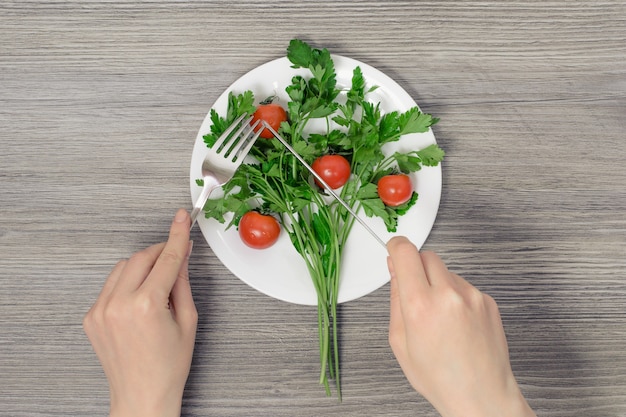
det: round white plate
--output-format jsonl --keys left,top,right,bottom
{"left": 190, "top": 55, "right": 442, "bottom": 306}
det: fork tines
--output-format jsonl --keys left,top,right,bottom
{"left": 214, "top": 115, "right": 261, "bottom": 161}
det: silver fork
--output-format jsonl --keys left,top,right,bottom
{"left": 190, "top": 114, "right": 262, "bottom": 228}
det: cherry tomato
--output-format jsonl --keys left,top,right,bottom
{"left": 238, "top": 211, "right": 281, "bottom": 249}
{"left": 311, "top": 154, "right": 351, "bottom": 189}
{"left": 251, "top": 103, "right": 287, "bottom": 139}
{"left": 377, "top": 174, "right": 413, "bottom": 207}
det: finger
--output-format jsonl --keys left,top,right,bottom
{"left": 420, "top": 251, "right": 452, "bottom": 287}
{"left": 387, "top": 235, "right": 431, "bottom": 290}
{"left": 388, "top": 256, "right": 406, "bottom": 354}
{"left": 85, "top": 259, "right": 127, "bottom": 326}
{"left": 449, "top": 271, "right": 475, "bottom": 291}
{"left": 145, "top": 209, "right": 191, "bottom": 297}
{"left": 170, "top": 241, "right": 197, "bottom": 329}
{"left": 96, "top": 259, "right": 127, "bottom": 302}
{"left": 386, "top": 236, "right": 432, "bottom": 324}
{"left": 112, "top": 242, "right": 166, "bottom": 293}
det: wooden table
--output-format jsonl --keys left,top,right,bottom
{"left": 1, "top": 2, "right": 625, "bottom": 416}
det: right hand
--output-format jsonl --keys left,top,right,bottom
{"left": 386, "top": 236, "right": 535, "bottom": 417}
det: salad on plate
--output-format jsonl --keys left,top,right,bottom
{"left": 191, "top": 39, "right": 444, "bottom": 398}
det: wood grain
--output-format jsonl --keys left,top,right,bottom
{"left": 1, "top": 1, "right": 625, "bottom": 416}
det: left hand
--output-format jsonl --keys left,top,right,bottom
{"left": 83, "top": 209, "right": 198, "bottom": 417}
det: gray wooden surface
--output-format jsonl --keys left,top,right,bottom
{"left": 1, "top": 1, "right": 625, "bottom": 416}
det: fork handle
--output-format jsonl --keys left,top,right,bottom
{"left": 190, "top": 176, "right": 220, "bottom": 229}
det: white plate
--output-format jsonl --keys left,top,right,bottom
{"left": 190, "top": 55, "right": 442, "bottom": 306}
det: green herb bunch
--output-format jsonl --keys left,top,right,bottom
{"left": 199, "top": 39, "right": 444, "bottom": 398}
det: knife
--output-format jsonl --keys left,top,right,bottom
{"left": 261, "top": 121, "right": 387, "bottom": 248}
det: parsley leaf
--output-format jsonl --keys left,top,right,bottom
{"left": 417, "top": 143, "right": 446, "bottom": 166}
{"left": 203, "top": 91, "right": 256, "bottom": 147}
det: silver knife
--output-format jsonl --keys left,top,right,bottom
{"left": 261, "top": 121, "right": 387, "bottom": 248}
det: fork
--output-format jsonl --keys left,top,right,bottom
{"left": 190, "top": 114, "right": 262, "bottom": 228}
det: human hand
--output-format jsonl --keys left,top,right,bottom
{"left": 83, "top": 209, "right": 198, "bottom": 417}
{"left": 386, "top": 237, "right": 535, "bottom": 417}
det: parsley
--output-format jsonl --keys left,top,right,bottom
{"left": 198, "top": 39, "right": 444, "bottom": 398}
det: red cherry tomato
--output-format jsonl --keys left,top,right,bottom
{"left": 377, "top": 174, "right": 413, "bottom": 207}
{"left": 238, "top": 211, "right": 281, "bottom": 249}
{"left": 311, "top": 154, "right": 351, "bottom": 189}
{"left": 251, "top": 103, "right": 287, "bottom": 139}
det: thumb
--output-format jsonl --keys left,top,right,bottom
{"left": 145, "top": 209, "right": 191, "bottom": 297}
{"left": 388, "top": 256, "right": 405, "bottom": 347}
{"left": 170, "top": 241, "right": 197, "bottom": 331}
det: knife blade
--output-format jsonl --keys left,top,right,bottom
{"left": 261, "top": 121, "right": 387, "bottom": 248}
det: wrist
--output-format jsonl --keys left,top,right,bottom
{"left": 438, "top": 379, "right": 535, "bottom": 417}
{"left": 110, "top": 406, "right": 181, "bottom": 417}
{"left": 109, "top": 393, "right": 182, "bottom": 417}
{"left": 476, "top": 387, "right": 535, "bottom": 417}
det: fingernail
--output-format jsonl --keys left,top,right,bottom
{"left": 186, "top": 240, "right": 194, "bottom": 259}
{"left": 174, "top": 209, "right": 188, "bottom": 223}
{"left": 386, "top": 256, "right": 396, "bottom": 279}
